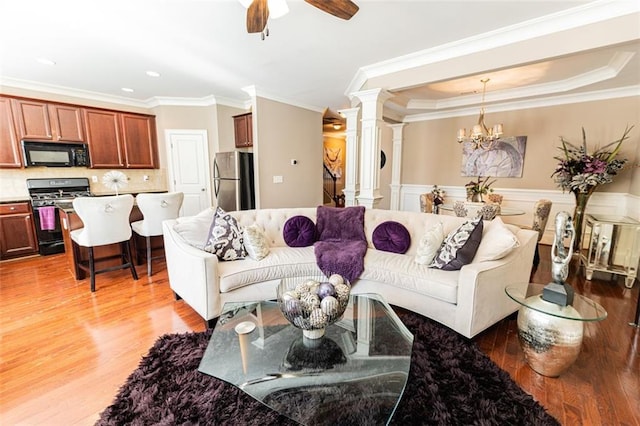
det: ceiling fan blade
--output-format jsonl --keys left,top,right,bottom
{"left": 247, "top": 0, "right": 269, "bottom": 33}
{"left": 304, "top": 0, "right": 359, "bottom": 20}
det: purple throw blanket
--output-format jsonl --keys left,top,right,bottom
{"left": 314, "top": 240, "right": 368, "bottom": 282}
{"left": 314, "top": 206, "right": 367, "bottom": 282}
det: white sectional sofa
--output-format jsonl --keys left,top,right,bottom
{"left": 162, "top": 207, "right": 537, "bottom": 338}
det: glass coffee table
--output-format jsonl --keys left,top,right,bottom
{"left": 198, "top": 293, "right": 414, "bottom": 425}
{"left": 505, "top": 284, "right": 607, "bottom": 377}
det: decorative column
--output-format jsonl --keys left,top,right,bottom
{"left": 351, "top": 88, "right": 392, "bottom": 209}
{"left": 388, "top": 123, "right": 405, "bottom": 211}
{"left": 338, "top": 107, "right": 360, "bottom": 207}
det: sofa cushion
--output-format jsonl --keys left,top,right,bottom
{"left": 372, "top": 221, "right": 411, "bottom": 254}
{"left": 316, "top": 205, "right": 365, "bottom": 241}
{"left": 204, "top": 207, "right": 246, "bottom": 261}
{"left": 473, "top": 217, "right": 520, "bottom": 262}
{"left": 362, "top": 249, "right": 459, "bottom": 304}
{"left": 283, "top": 215, "right": 317, "bottom": 247}
{"left": 414, "top": 222, "right": 445, "bottom": 265}
{"left": 243, "top": 224, "right": 270, "bottom": 261}
{"left": 430, "top": 218, "right": 483, "bottom": 271}
{"left": 218, "top": 247, "right": 320, "bottom": 293}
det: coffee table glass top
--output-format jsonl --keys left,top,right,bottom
{"left": 505, "top": 284, "right": 607, "bottom": 321}
{"left": 198, "top": 293, "right": 414, "bottom": 426}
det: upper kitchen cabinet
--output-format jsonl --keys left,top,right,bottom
{"left": 0, "top": 96, "right": 22, "bottom": 168}
{"left": 83, "top": 108, "right": 123, "bottom": 168}
{"left": 12, "top": 98, "right": 85, "bottom": 142}
{"left": 233, "top": 113, "right": 253, "bottom": 148}
{"left": 83, "top": 108, "right": 158, "bottom": 169}
{"left": 120, "top": 113, "right": 157, "bottom": 168}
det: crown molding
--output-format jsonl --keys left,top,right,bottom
{"left": 402, "top": 85, "right": 640, "bottom": 122}
{"left": 406, "top": 51, "right": 636, "bottom": 110}
{"left": 346, "top": 0, "right": 640, "bottom": 95}
{"left": 244, "top": 85, "right": 325, "bottom": 113}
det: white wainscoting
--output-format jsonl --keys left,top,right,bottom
{"left": 399, "top": 184, "right": 637, "bottom": 246}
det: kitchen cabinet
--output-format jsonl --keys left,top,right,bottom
{"left": 233, "top": 113, "right": 253, "bottom": 148}
{"left": 83, "top": 109, "right": 123, "bottom": 168}
{"left": 83, "top": 108, "right": 158, "bottom": 169}
{"left": 0, "top": 96, "right": 22, "bottom": 168}
{"left": 12, "top": 98, "right": 85, "bottom": 142}
{"left": 0, "top": 202, "right": 38, "bottom": 259}
{"left": 120, "top": 113, "right": 157, "bottom": 168}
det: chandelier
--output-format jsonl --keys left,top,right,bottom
{"left": 457, "top": 78, "right": 503, "bottom": 150}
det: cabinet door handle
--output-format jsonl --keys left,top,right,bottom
{"left": 10, "top": 207, "right": 15, "bottom": 210}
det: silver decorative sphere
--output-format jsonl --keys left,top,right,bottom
{"left": 277, "top": 274, "right": 350, "bottom": 339}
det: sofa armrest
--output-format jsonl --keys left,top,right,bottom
{"left": 454, "top": 228, "right": 537, "bottom": 337}
{"left": 162, "top": 219, "right": 222, "bottom": 321}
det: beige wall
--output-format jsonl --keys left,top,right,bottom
{"left": 254, "top": 97, "right": 323, "bottom": 208}
{"left": 401, "top": 97, "right": 640, "bottom": 195}
{"left": 216, "top": 104, "right": 247, "bottom": 153}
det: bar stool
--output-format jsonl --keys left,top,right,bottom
{"left": 71, "top": 194, "right": 138, "bottom": 292}
{"left": 131, "top": 192, "right": 184, "bottom": 276}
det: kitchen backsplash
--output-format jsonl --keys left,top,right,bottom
{"left": 0, "top": 168, "right": 168, "bottom": 198}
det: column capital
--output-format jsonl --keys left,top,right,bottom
{"left": 350, "top": 88, "right": 393, "bottom": 105}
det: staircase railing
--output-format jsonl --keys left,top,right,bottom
{"left": 323, "top": 164, "right": 345, "bottom": 207}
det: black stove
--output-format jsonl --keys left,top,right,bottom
{"left": 26, "top": 178, "right": 92, "bottom": 255}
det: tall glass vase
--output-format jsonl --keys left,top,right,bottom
{"left": 572, "top": 188, "right": 595, "bottom": 252}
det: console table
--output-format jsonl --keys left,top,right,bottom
{"left": 579, "top": 214, "right": 640, "bottom": 289}
{"left": 198, "top": 293, "right": 413, "bottom": 425}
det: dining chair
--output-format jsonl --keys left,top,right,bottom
{"left": 529, "top": 199, "right": 553, "bottom": 266}
{"left": 71, "top": 194, "right": 138, "bottom": 292}
{"left": 453, "top": 200, "right": 500, "bottom": 220}
{"left": 419, "top": 193, "right": 434, "bottom": 213}
{"left": 131, "top": 192, "right": 184, "bottom": 276}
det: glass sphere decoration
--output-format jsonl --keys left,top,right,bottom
{"left": 277, "top": 274, "right": 350, "bottom": 339}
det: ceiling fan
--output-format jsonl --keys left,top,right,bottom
{"left": 245, "top": 0, "right": 359, "bottom": 38}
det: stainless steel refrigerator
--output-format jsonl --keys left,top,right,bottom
{"left": 213, "top": 151, "right": 255, "bottom": 211}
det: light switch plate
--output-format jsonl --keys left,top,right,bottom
{"left": 273, "top": 175, "right": 283, "bottom": 183}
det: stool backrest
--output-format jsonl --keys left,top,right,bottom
{"left": 135, "top": 192, "right": 184, "bottom": 236}
{"left": 72, "top": 195, "right": 134, "bottom": 246}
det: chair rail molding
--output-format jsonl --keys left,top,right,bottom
{"left": 398, "top": 184, "right": 636, "bottom": 245}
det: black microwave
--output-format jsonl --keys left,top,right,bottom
{"left": 22, "top": 141, "right": 90, "bottom": 167}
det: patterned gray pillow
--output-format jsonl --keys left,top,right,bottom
{"left": 204, "top": 207, "right": 246, "bottom": 261}
{"left": 429, "top": 218, "right": 483, "bottom": 271}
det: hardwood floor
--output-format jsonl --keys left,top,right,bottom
{"left": 0, "top": 246, "right": 638, "bottom": 425}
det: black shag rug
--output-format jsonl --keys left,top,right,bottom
{"left": 97, "top": 309, "right": 559, "bottom": 425}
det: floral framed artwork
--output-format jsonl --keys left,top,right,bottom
{"left": 461, "top": 136, "right": 527, "bottom": 177}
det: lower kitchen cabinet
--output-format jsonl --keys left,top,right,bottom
{"left": 0, "top": 202, "right": 38, "bottom": 259}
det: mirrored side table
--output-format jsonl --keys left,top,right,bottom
{"left": 505, "top": 284, "right": 607, "bottom": 377}
{"left": 579, "top": 214, "right": 640, "bottom": 288}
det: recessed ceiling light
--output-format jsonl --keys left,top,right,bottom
{"left": 146, "top": 71, "right": 161, "bottom": 77}
{"left": 121, "top": 87, "right": 134, "bottom": 93}
{"left": 36, "top": 58, "right": 56, "bottom": 66}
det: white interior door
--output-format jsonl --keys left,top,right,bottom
{"left": 166, "top": 129, "right": 211, "bottom": 217}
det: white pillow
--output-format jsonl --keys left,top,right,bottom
{"left": 173, "top": 214, "right": 213, "bottom": 250}
{"left": 473, "top": 216, "right": 520, "bottom": 262}
{"left": 243, "top": 224, "right": 270, "bottom": 260}
{"left": 414, "top": 222, "right": 444, "bottom": 265}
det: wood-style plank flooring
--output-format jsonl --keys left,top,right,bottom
{"left": 1, "top": 246, "right": 638, "bottom": 425}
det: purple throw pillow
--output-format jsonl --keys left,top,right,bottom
{"left": 316, "top": 205, "right": 366, "bottom": 242}
{"left": 283, "top": 215, "right": 317, "bottom": 247}
{"left": 372, "top": 221, "right": 411, "bottom": 254}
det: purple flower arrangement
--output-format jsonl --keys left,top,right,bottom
{"left": 552, "top": 126, "right": 633, "bottom": 193}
